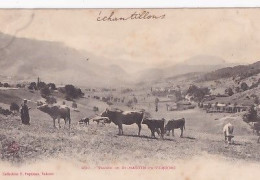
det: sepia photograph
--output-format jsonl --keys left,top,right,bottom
{"left": 0, "top": 9, "right": 260, "bottom": 180}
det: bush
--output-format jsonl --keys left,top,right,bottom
{"left": 45, "top": 96, "right": 57, "bottom": 104}
{"left": 225, "top": 88, "right": 234, "bottom": 96}
{"left": 64, "top": 85, "right": 84, "bottom": 100}
{"left": 0, "top": 107, "right": 12, "bottom": 116}
{"left": 187, "top": 85, "right": 210, "bottom": 102}
{"left": 72, "top": 102, "right": 77, "bottom": 109}
{"left": 37, "top": 81, "right": 46, "bottom": 90}
{"left": 93, "top": 106, "right": 99, "bottom": 112}
{"left": 28, "top": 82, "right": 37, "bottom": 90}
{"left": 3, "top": 83, "right": 9, "bottom": 88}
{"left": 240, "top": 82, "right": 249, "bottom": 91}
{"left": 47, "top": 83, "right": 57, "bottom": 90}
{"left": 16, "top": 84, "right": 22, "bottom": 88}
{"left": 254, "top": 96, "right": 260, "bottom": 105}
{"left": 10, "top": 103, "right": 20, "bottom": 113}
{"left": 40, "top": 86, "right": 51, "bottom": 98}
{"left": 107, "top": 101, "right": 113, "bottom": 106}
{"left": 126, "top": 100, "right": 133, "bottom": 107}
{"left": 243, "top": 105, "right": 258, "bottom": 123}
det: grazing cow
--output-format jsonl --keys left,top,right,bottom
{"left": 100, "top": 108, "right": 144, "bottom": 135}
{"left": 164, "top": 118, "right": 185, "bottom": 137}
{"left": 91, "top": 116, "right": 111, "bottom": 125}
{"left": 37, "top": 104, "right": 71, "bottom": 129}
{"left": 142, "top": 118, "right": 165, "bottom": 138}
{"left": 78, "top": 117, "right": 90, "bottom": 125}
{"left": 223, "top": 123, "right": 234, "bottom": 144}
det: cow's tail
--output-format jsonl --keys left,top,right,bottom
{"left": 183, "top": 118, "right": 185, "bottom": 130}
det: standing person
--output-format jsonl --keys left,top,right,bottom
{"left": 21, "top": 99, "right": 30, "bottom": 125}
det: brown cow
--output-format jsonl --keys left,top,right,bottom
{"left": 142, "top": 118, "right": 165, "bottom": 138}
{"left": 100, "top": 108, "right": 144, "bottom": 135}
{"left": 164, "top": 118, "right": 185, "bottom": 137}
{"left": 78, "top": 117, "right": 90, "bottom": 125}
{"left": 38, "top": 104, "right": 71, "bottom": 129}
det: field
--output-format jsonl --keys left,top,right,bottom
{"left": 0, "top": 89, "right": 260, "bottom": 168}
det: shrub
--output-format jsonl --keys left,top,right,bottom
{"left": 126, "top": 100, "right": 133, "bottom": 107}
{"left": 28, "top": 82, "right": 37, "bottom": 90}
{"left": 225, "top": 88, "right": 234, "bottom": 96}
{"left": 243, "top": 105, "right": 258, "bottom": 123}
{"left": 72, "top": 102, "right": 77, "bottom": 109}
{"left": 40, "top": 86, "right": 51, "bottom": 98}
{"left": 3, "top": 83, "right": 9, "bottom": 88}
{"left": 107, "top": 101, "right": 113, "bottom": 106}
{"left": 37, "top": 81, "right": 46, "bottom": 90}
{"left": 10, "top": 103, "right": 20, "bottom": 113}
{"left": 16, "top": 84, "right": 22, "bottom": 88}
{"left": 47, "top": 83, "right": 57, "bottom": 90}
{"left": 64, "top": 85, "right": 84, "bottom": 99}
{"left": 240, "top": 82, "right": 249, "bottom": 91}
{"left": 93, "top": 106, "right": 99, "bottom": 112}
{"left": 0, "top": 107, "right": 12, "bottom": 116}
{"left": 187, "top": 85, "right": 210, "bottom": 102}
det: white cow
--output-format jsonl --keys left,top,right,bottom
{"left": 223, "top": 123, "right": 234, "bottom": 144}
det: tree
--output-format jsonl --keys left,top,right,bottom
{"left": 240, "top": 82, "right": 249, "bottom": 91}
{"left": 3, "top": 83, "right": 9, "bottom": 87}
{"left": 64, "top": 85, "right": 84, "bottom": 100}
{"left": 10, "top": 103, "right": 20, "bottom": 113}
{"left": 47, "top": 83, "right": 57, "bottom": 90}
{"left": 28, "top": 82, "right": 37, "bottom": 90}
{"left": 37, "top": 81, "right": 46, "bottom": 90}
{"left": 225, "top": 88, "right": 234, "bottom": 96}
{"left": 16, "top": 84, "right": 22, "bottom": 88}
{"left": 187, "top": 85, "right": 210, "bottom": 102}
{"left": 243, "top": 105, "right": 258, "bottom": 123}
{"left": 40, "top": 86, "right": 51, "bottom": 98}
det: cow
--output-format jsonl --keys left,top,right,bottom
{"left": 164, "top": 118, "right": 185, "bottom": 137}
{"left": 100, "top": 108, "right": 144, "bottom": 135}
{"left": 78, "top": 117, "right": 90, "bottom": 125}
{"left": 91, "top": 116, "right": 111, "bottom": 125}
{"left": 37, "top": 104, "right": 71, "bottom": 129}
{"left": 142, "top": 118, "right": 165, "bottom": 138}
{"left": 223, "top": 123, "right": 234, "bottom": 144}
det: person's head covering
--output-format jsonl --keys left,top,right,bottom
{"left": 24, "top": 99, "right": 27, "bottom": 103}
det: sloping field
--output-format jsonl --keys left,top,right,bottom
{"left": 0, "top": 104, "right": 260, "bottom": 167}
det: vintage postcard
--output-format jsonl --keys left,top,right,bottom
{"left": 0, "top": 8, "right": 260, "bottom": 180}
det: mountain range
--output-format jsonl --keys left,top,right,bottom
{"left": 0, "top": 32, "right": 244, "bottom": 87}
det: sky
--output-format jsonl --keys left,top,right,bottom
{"left": 0, "top": 9, "right": 260, "bottom": 71}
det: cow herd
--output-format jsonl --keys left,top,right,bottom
{"left": 36, "top": 104, "right": 259, "bottom": 143}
